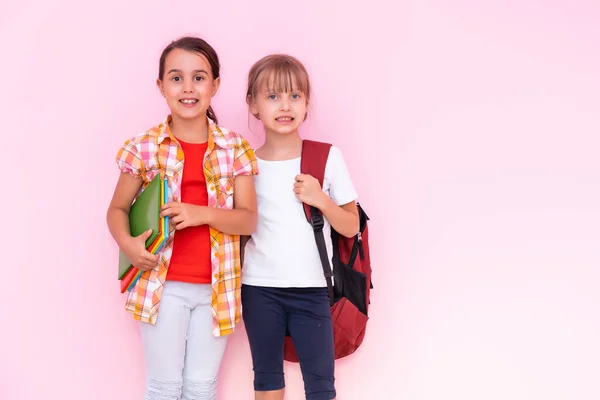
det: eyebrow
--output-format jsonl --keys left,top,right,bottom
{"left": 167, "top": 69, "right": 209, "bottom": 75}
{"left": 263, "top": 87, "right": 301, "bottom": 92}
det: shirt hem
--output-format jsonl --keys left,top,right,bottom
{"left": 241, "top": 277, "right": 329, "bottom": 288}
{"left": 166, "top": 274, "right": 211, "bottom": 284}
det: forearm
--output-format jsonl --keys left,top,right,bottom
{"left": 106, "top": 207, "right": 133, "bottom": 248}
{"left": 205, "top": 207, "right": 257, "bottom": 236}
{"left": 318, "top": 196, "right": 359, "bottom": 238}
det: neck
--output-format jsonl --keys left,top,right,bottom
{"left": 259, "top": 129, "right": 303, "bottom": 160}
{"left": 170, "top": 114, "right": 209, "bottom": 143}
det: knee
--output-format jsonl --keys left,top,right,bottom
{"left": 145, "top": 378, "right": 182, "bottom": 400}
{"left": 182, "top": 377, "right": 218, "bottom": 400}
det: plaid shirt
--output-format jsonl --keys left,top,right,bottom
{"left": 115, "top": 116, "right": 258, "bottom": 336}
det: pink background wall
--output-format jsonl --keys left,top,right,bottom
{"left": 2, "top": 0, "right": 599, "bottom": 399}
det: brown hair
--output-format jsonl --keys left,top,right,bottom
{"left": 246, "top": 54, "right": 311, "bottom": 119}
{"left": 158, "top": 36, "right": 220, "bottom": 124}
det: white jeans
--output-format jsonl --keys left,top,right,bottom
{"left": 140, "top": 281, "right": 228, "bottom": 400}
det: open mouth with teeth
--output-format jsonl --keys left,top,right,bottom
{"left": 180, "top": 99, "right": 198, "bottom": 105}
{"left": 276, "top": 117, "right": 294, "bottom": 122}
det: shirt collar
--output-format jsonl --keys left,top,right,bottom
{"left": 157, "top": 115, "right": 232, "bottom": 149}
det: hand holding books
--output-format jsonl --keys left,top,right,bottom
{"left": 117, "top": 174, "right": 169, "bottom": 293}
{"left": 120, "top": 229, "right": 159, "bottom": 271}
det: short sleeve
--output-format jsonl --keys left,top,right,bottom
{"left": 115, "top": 139, "right": 145, "bottom": 178}
{"left": 325, "top": 146, "right": 357, "bottom": 206}
{"left": 233, "top": 136, "right": 259, "bottom": 177}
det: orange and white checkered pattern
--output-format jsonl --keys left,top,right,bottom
{"left": 115, "top": 116, "right": 258, "bottom": 336}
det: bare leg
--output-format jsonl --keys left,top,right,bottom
{"left": 255, "top": 388, "right": 285, "bottom": 400}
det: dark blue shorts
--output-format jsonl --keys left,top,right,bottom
{"left": 241, "top": 284, "right": 336, "bottom": 400}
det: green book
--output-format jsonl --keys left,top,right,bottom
{"left": 117, "top": 174, "right": 161, "bottom": 279}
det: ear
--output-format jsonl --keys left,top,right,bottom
{"left": 156, "top": 79, "right": 164, "bottom": 97}
{"left": 249, "top": 96, "right": 260, "bottom": 119}
{"left": 211, "top": 77, "right": 221, "bottom": 97}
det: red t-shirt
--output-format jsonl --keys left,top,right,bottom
{"left": 167, "top": 139, "right": 212, "bottom": 283}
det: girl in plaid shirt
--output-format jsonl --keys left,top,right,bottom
{"left": 241, "top": 55, "right": 359, "bottom": 400}
{"left": 106, "top": 37, "right": 258, "bottom": 400}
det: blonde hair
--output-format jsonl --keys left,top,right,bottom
{"left": 246, "top": 54, "right": 311, "bottom": 119}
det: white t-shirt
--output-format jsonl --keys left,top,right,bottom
{"left": 242, "top": 146, "right": 357, "bottom": 288}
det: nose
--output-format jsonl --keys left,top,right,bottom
{"left": 183, "top": 79, "right": 194, "bottom": 93}
{"left": 279, "top": 97, "right": 290, "bottom": 111}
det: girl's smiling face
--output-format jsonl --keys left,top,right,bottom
{"left": 157, "top": 48, "right": 220, "bottom": 121}
{"left": 250, "top": 75, "right": 308, "bottom": 136}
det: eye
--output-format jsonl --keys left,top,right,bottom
{"left": 171, "top": 76, "right": 181, "bottom": 82}
{"left": 291, "top": 93, "right": 301, "bottom": 100}
{"left": 268, "top": 94, "right": 277, "bottom": 100}
{"left": 194, "top": 75, "right": 204, "bottom": 82}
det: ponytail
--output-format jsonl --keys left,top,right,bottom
{"left": 206, "top": 106, "right": 218, "bottom": 125}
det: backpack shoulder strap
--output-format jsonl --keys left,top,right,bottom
{"left": 300, "top": 139, "right": 334, "bottom": 305}
{"left": 300, "top": 140, "right": 332, "bottom": 222}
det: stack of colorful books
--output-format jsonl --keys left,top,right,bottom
{"left": 118, "top": 174, "right": 169, "bottom": 293}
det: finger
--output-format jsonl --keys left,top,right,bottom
{"left": 142, "top": 250, "right": 157, "bottom": 259}
{"left": 138, "top": 262, "right": 157, "bottom": 271}
{"left": 171, "top": 215, "right": 183, "bottom": 224}
{"left": 137, "top": 229, "right": 153, "bottom": 240}
{"left": 138, "top": 260, "right": 154, "bottom": 270}
{"left": 135, "top": 258, "right": 153, "bottom": 270}
{"left": 139, "top": 262, "right": 156, "bottom": 271}
{"left": 298, "top": 173, "right": 314, "bottom": 181}
{"left": 161, "top": 202, "right": 181, "bottom": 212}
{"left": 141, "top": 256, "right": 157, "bottom": 267}
{"left": 176, "top": 221, "right": 187, "bottom": 230}
{"left": 162, "top": 208, "right": 182, "bottom": 218}
{"left": 295, "top": 174, "right": 306, "bottom": 182}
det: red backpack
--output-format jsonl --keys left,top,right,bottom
{"left": 284, "top": 140, "right": 373, "bottom": 362}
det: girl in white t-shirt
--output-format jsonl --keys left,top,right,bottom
{"left": 241, "top": 54, "right": 360, "bottom": 400}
